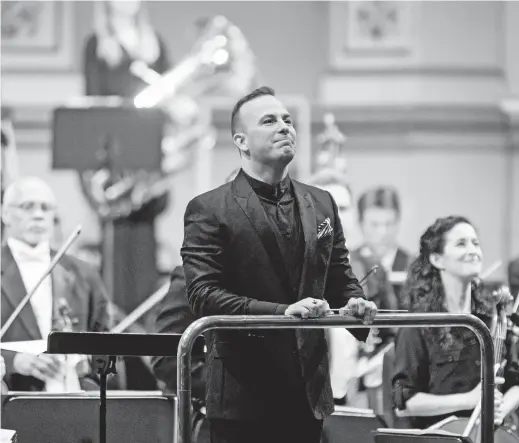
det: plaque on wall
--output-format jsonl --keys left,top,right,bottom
{"left": 1, "top": 1, "right": 74, "bottom": 71}
{"left": 329, "top": 1, "right": 417, "bottom": 70}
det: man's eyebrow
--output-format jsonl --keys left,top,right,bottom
{"left": 258, "top": 112, "right": 292, "bottom": 122}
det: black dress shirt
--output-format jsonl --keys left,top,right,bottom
{"left": 243, "top": 171, "right": 305, "bottom": 304}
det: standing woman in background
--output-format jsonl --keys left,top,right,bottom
{"left": 81, "top": 0, "right": 171, "bottom": 390}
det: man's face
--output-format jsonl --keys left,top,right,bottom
{"left": 360, "top": 207, "right": 400, "bottom": 257}
{"left": 235, "top": 95, "right": 296, "bottom": 168}
{"left": 3, "top": 181, "right": 57, "bottom": 247}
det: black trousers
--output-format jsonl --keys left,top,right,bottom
{"left": 209, "top": 416, "right": 323, "bottom": 443}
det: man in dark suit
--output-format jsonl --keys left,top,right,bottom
{"left": 1, "top": 177, "right": 110, "bottom": 391}
{"left": 510, "top": 257, "right": 519, "bottom": 300}
{"left": 181, "top": 86, "right": 377, "bottom": 443}
{"left": 354, "top": 186, "right": 412, "bottom": 309}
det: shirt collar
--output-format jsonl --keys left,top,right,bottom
{"left": 242, "top": 170, "right": 292, "bottom": 202}
{"left": 8, "top": 237, "right": 51, "bottom": 263}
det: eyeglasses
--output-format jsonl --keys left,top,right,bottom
{"left": 8, "top": 202, "right": 57, "bottom": 213}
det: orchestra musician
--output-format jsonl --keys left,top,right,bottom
{"left": 1, "top": 177, "right": 111, "bottom": 391}
{"left": 353, "top": 186, "right": 412, "bottom": 309}
{"left": 181, "top": 86, "right": 377, "bottom": 443}
{"left": 391, "top": 215, "right": 519, "bottom": 430}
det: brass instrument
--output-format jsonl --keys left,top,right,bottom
{"left": 82, "top": 15, "right": 258, "bottom": 220}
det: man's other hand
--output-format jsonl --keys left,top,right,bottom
{"left": 339, "top": 298, "right": 378, "bottom": 324}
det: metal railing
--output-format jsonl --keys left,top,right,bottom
{"left": 177, "top": 313, "right": 495, "bottom": 443}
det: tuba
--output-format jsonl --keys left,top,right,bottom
{"left": 82, "top": 16, "right": 258, "bottom": 220}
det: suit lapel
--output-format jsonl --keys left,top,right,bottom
{"left": 232, "top": 171, "right": 290, "bottom": 294}
{"left": 1, "top": 246, "right": 42, "bottom": 339}
{"left": 292, "top": 180, "right": 317, "bottom": 300}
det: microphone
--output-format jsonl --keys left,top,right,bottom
{"left": 0, "top": 225, "right": 82, "bottom": 339}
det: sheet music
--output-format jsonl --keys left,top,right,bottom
{"left": 376, "top": 428, "right": 460, "bottom": 436}
{"left": 0, "top": 340, "right": 46, "bottom": 355}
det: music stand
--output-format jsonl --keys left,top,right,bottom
{"left": 47, "top": 332, "right": 206, "bottom": 443}
{"left": 52, "top": 100, "right": 165, "bottom": 297}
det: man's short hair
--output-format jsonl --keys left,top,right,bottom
{"left": 357, "top": 186, "right": 401, "bottom": 221}
{"left": 231, "top": 86, "right": 276, "bottom": 136}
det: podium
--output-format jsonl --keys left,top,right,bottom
{"left": 52, "top": 100, "right": 165, "bottom": 298}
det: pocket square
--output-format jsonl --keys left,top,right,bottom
{"left": 317, "top": 217, "right": 333, "bottom": 239}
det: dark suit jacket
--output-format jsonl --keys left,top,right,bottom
{"left": 181, "top": 170, "right": 368, "bottom": 420}
{"left": 151, "top": 266, "right": 207, "bottom": 401}
{"left": 510, "top": 257, "right": 519, "bottom": 299}
{"left": 1, "top": 245, "right": 110, "bottom": 391}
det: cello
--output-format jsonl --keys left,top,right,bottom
{"left": 433, "top": 284, "right": 519, "bottom": 443}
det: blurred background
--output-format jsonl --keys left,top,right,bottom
{"left": 2, "top": 0, "right": 518, "bottom": 277}
{"left": 1, "top": 1, "right": 519, "bottom": 441}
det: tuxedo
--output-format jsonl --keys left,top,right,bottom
{"left": 181, "top": 170, "right": 368, "bottom": 428}
{"left": 1, "top": 244, "right": 110, "bottom": 391}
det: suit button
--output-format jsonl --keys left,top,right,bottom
{"left": 475, "top": 360, "right": 480, "bottom": 366}
{"left": 448, "top": 356, "right": 454, "bottom": 362}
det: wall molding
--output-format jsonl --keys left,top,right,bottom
{"left": 5, "top": 102, "right": 514, "bottom": 154}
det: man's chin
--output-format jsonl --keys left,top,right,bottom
{"left": 24, "top": 235, "right": 48, "bottom": 247}
{"left": 279, "top": 146, "right": 295, "bottom": 159}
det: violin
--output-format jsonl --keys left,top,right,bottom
{"left": 53, "top": 298, "right": 99, "bottom": 391}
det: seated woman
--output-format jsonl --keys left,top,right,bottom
{"left": 391, "top": 215, "right": 519, "bottom": 430}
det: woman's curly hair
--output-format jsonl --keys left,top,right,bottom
{"left": 402, "top": 216, "right": 493, "bottom": 346}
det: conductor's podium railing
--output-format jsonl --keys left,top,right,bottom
{"left": 48, "top": 314, "right": 495, "bottom": 443}
{"left": 176, "top": 314, "right": 495, "bottom": 443}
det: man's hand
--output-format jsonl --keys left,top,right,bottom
{"left": 285, "top": 297, "right": 330, "bottom": 318}
{"left": 339, "top": 298, "right": 378, "bottom": 324}
{"left": 13, "top": 352, "right": 62, "bottom": 381}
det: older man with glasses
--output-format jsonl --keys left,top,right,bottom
{"left": 1, "top": 176, "right": 111, "bottom": 392}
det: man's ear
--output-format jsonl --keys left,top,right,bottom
{"left": 1, "top": 205, "right": 11, "bottom": 229}
{"left": 233, "top": 132, "right": 247, "bottom": 154}
{"left": 429, "top": 253, "right": 444, "bottom": 271}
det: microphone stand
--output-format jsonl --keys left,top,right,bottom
{"left": 0, "top": 225, "right": 82, "bottom": 339}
